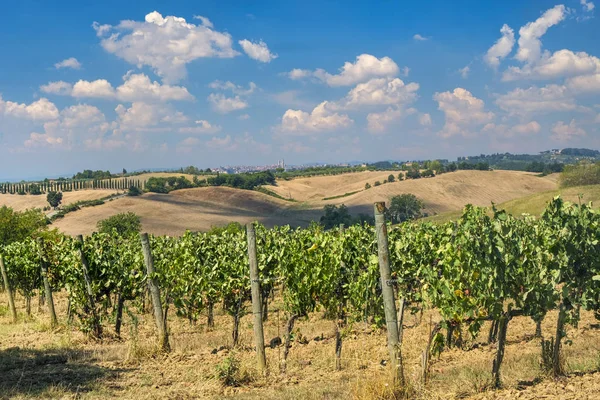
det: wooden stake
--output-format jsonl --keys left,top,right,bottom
{"left": 247, "top": 223, "right": 267, "bottom": 374}
{"left": 0, "top": 255, "right": 18, "bottom": 323}
{"left": 38, "top": 238, "right": 57, "bottom": 327}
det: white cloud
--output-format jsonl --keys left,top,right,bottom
{"left": 551, "top": 119, "right": 586, "bottom": 141}
{"left": 193, "top": 15, "right": 213, "bottom": 28}
{"left": 341, "top": 77, "right": 419, "bottom": 108}
{"left": 94, "top": 11, "right": 239, "bottom": 82}
{"left": 116, "top": 102, "right": 170, "bottom": 130}
{"left": 54, "top": 57, "right": 82, "bottom": 70}
{"left": 567, "top": 73, "right": 600, "bottom": 93}
{"left": 459, "top": 66, "right": 470, "bottom": 79}
{"left": 495, "top": 84, "right": 583, "bottom": 116}
{"left": 515, "top": 5, "right": 566, "bottom": 64}
{"left": 40, "top": 81, "right": 73, "bottom": 95}
{"left": 238, "top": 39, "right": 277, "bottom": 63}
{"left": 367, "top": 107, "right": 404, "bottom": 133}
{"left": 504, "top": 50, "right": 600, "bottom": 81}
{"left": 419, "top": 113, "right": 432, "bottom": 126}
{"left": 72, "top": 79, "right": 115, "bottom": 98}
{"left": 484, "top": 24, "right": 515, "bottom": 68}
{"left": 413, "top": 34, "right": 428, "bottom": 41}
{"left": 433, "top": 88, "right": 494, "bottom": 138}
{"left": 1, "top": 96, "right": 59, "bottom": 121}
{"left": 24, "top": 132, "right": 64, "bottom": 148}
{"left": 208, "top": 93, "right": 248, "bottom": 113}
{"left": 238, "top": 114, "right": 250, "bottom": 120}
{"left": 280, "top": 101, "right": 353, "bottom": 134}
{"left": 287, "top": 54, "right": 400, "bottom": 87}
{"left": 581, "top": 0, "right": 595, "bottom": 12}
{"left": 47, "top": 73, "right": 194, "bottom": 102}
{"left": 208, "top": 80, "right": 257, "bottom": 95}
{"left": 483, "top": 121, "right": 541, "bottom": 138}
{"left": 178, "top": 120, "right": 221, "bottom": 134}
{"left": 116, "top": 72, "right": 194, "bottom": 102}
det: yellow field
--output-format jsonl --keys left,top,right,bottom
{"left": 34, "top": 170, "right": 562, "bottom": 235}
{"left": 0, "top": 190, "right": 120, "bottom": 212}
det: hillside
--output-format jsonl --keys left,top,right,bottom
{"left": 426, "top": 184, "right": 600, "bottom": 223}
{"left": 47, "top": 170, "right": 559, "bottom": 236}
{"left": 0, "top": 190, "right": 119, "bottom": 212}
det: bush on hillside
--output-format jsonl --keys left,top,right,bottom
{"left": 560, "top": 162, "right": 600, "bottom": 188}
{"left": 97, "top": 212, "right": 141, "bottom": 237}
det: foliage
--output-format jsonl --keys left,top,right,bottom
{"left": 29, "top": 184, "right": 42, "bottom": 195}
{"left": 127, "top": 186, "right": 142, "bottom": 196}
{"left": 97, "top": 212, "right": 141, "bottom": 237}
{"left": 145, "top": 176, "right": 194, "bottom": 193}
{"left": 365, "top": 183, "right": 371, "bottom": 189}
{"left": 73, "top": 170, "right": 113, "bottom": 180}
{"left": 388, "top": 174, "right": 395, "bottom": 183}
{"left": 0, "top": 206, "right": 47, "bottom": 246}
{"left": 386, "top": 194, "right": 424, "bottom": 223}
{"left": 560, "top": 162, "right": 600, "bottom": 188}
{"left": 47, "top": 191, "right": 63, "bottom": 209}
{"left": 320, "top": 205, "right": 353, "bottom": 229}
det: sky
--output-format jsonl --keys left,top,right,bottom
{"left": 0, "top": 0, "right": 599, "bottom": 180}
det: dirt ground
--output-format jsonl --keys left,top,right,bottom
{"left": 0, "top": 291, "right": 599, "bottom": 400}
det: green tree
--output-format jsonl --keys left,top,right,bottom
{"left": 388, "top": 174, "right": 395, "bottom": 183}
{"left": 364, "top": 183, "right": 371, "bottom": 190}
{"left": 397, "top": 172, "right": 404, "bottom": 181}
{"left": 320, "top": 204, "right": 353, "bottom": 229}
{"left": 29, "top": 184, "right": 42, "bottom": 195}
{"left": 127, "top": 186, "right": 142, "bottom": 196}
{"left": 386, "top": 194, "right": 424, "bottom": 223}
{"left": 374, "top": 181, "right": 381, "bottom": 186}
{"left": 97, "top": 212, "right": 141, "bottom": 237}
{"left": 0, "top": 206, "right": 47, "bottom": 246}
{"left": 47, "top": 191, "right": 63, "bottom": 209}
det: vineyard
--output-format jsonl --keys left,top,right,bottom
{"left": 1, "top": 197, "right": 600, "bottom": 398}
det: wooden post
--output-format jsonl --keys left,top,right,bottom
{"left": 335, "top": 223, "right": 345, "bottom": 371}
{"left": 140, "top": 233, "right": 170, "bottom": 352}
{"left": 0, "top": 255, "right": 18, "bottom": 323}
{"left": 374, "top": 202, "right": 404, "bottom": 386}
{"left": 247, "top": 223, "right": 267, "bottom": 374}
{"left": 38, "top": 238, "right": 58, "bottom": 327}
{"left": 76, "top": 235, "right": 102, "bottom": 338}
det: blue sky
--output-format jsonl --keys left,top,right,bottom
{"left": 0, "top": 0, "right": 599, "bottom": 179}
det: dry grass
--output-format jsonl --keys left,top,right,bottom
{"left": 1, "top": 289, "right": 599, "bottom": 400}
{"left": 0, "top": 190, "right": 119, "bottom": 212}
{"left": 44, "top": 170, "right": 558, "bottom": 236}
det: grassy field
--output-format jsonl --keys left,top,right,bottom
{"left": 32, "top": 169, "right": 560, "bottom": 236}
{"left": 426, "top": 184, "right": 600, "bottom": 223}
{"left": 1, "top": 291, "right": 599, "bottom": 399}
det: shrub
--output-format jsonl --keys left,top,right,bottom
{"left": 374, "top": 181, "right": 381, "bottom": 187}
{"left": 97, "top": 212, "right": 141, "bottom": 237}
{"left": 29, "top": 184, "right": 42, "bottom": 195}
{"left": 365, "top": 183, "right": 371, "bottom": 190}
{"left": 215, "top": 353, "right": 250, "bottom": 387}
{"left": 422, "top": 169, "right": 435, "bottom": 177}
{"left": 386, "top": 193, "right": 424, "bottom": 223}
{"left": 397, "top": 173, "right": 404, "bottom": 181}
{"left": 127, "top": 186, "right": 142, "bottom": 196}
{"left": 560, "top": 162, "right": 600, "bottom": 188}
{"left": 388, "top": 174, "right": 395, "bottom": 183}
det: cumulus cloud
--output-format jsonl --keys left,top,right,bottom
{"left": 286, "top": 54, "right": 400, "bottom": 87}
{"left": 433, "top": 88, "right": 494, "bottom": 138}
{"left": 238, "top": 39, "right": 277, "bottom": 62}
{"left": 367, "top": 107, "right": 404, "bottom": 133}
{"left": 193, "top": 15, "right": 213, "bottom": 28}
{"left": 178, "top": 120, "right": 221, "bottom": 134}
{"left": 24, "top": 132, "right": 64, "bottom": 148}
{"left": 340, "top": 78, "right": 419, "bottom": 108}
{"left": 551, "top": 119, "right": 586, "bottom": 141}
{"left": 413, "top": 34, "right": 428, "bottom": 41}
{"left": 567, "top": 73, "right": 600, "bottom": 93}
{"left": 54, "top": 57, "right": 82, "bottom": 70}
{"left": 208, "top": 93, "right": 248, "bottom": 113}
{"left": 0, "top": 95, "right": 59, "bottom": 121}
{"left": 279, "top": 101, "right": 353, "bottom": 134}
{"left": 515, "top": 5, "right": 566, "bottom": 64}
{"left": 40, "top": 81, "right": 73, "bottom": 95}
{"left": 115, "top": 102, "right": 173, "bottom": 130}
{"left": 495, "top": 84, "right": 583, "bottom": 116}
{"left": 504, "top": 49, "right": 600, "bottom": 81}
{"left": 483, "top": 121, "right": 541, "bottom": 138}
{"left": 93, "top": 11, "right": 239, "bottom": 82}
{"left": 484, "top": 24, "right": 515, "bottom": 68}
{"left": 42, "top": 73, "right": 194, "bottom": 102}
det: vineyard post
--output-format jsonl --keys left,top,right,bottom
{"left": 140, "top": 233, "right": 170, "bottom": 352}
{"left": 335, "top": 223, "right": 345, "bottom": 371}
{"left": 247, "top": 223, "right": 267, "bottom": 374}
{"left": 38, "top": 238, "right": 58, "bottom": 327}
{"left": 374, "top": 202, "right": 404, "bottom": 386}
{"left": 0, "top": 255, "right": 18, "bottom": 323}
{"left": 76, "top": 235, "right": 102, "bottom": 338}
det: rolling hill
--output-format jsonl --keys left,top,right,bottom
{"left": 44, "top": 170, "right": 561, "bottom": 236}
